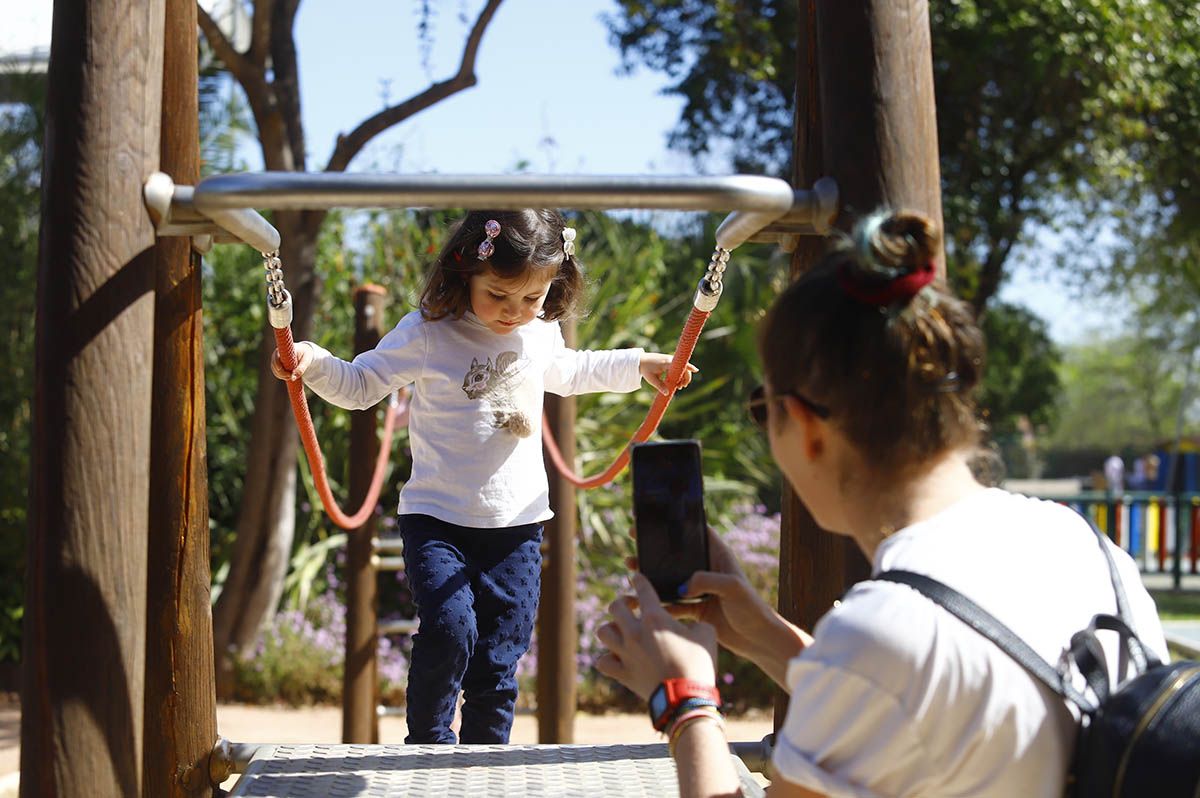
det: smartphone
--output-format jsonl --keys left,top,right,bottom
{"left": 632, "top": 440, "right": 710, "bottom": 604}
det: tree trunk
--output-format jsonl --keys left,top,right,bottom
{"left": 211, "top": 211, "right": 319, "bottom": 694}
{"left": 21, "top": 0, "right": 164, "bottom": 794}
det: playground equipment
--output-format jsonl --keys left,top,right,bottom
{"left": 146, "top": 167, "right": 839, "bottom": 743}
{"left": 146, "top": 170, "right": 838, "bottom": 521}
{"left": 26, "top": 1, "right": 945, "bottom": 794}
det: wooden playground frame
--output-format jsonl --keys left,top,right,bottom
{"left": 20, "top": 1, "right": 943, "bottom": 795}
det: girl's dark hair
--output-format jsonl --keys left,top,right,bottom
{"left": 759, "top": 210, "right": 985, "bottom": 475}
{"left": 419, "top": 209, "right": 584, "bottom": 321}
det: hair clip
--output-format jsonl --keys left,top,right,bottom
{"left": 562, "top": 227, "right": 576, "bottom": 258}
{"left": 477, "top": 219, "right": 501, "bottom": 260}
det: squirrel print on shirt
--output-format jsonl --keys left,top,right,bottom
{"left": 461, "top": 351, "right": 533, "bottom": 437}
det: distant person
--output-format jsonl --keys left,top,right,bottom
{"left": 595, "top": 210, "right": 1168, "bottom": 797}
{"left": 1129, "top": 454, "right": 1160, "bottom": 491}
{"left": 1104, "top": 453, "right": 1125, "bottom": 494}
{"left": 273, "top": 209, "right": 695, "bottom": 744}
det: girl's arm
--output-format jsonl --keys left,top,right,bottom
{"left": 543, "top": 324, "right": 697, "bottom": 396}
{"left": 544, "top": 323, "right": 644, "bottom": 396}
{"left": 289, "top": 315, "right": 427, "bottom": 411}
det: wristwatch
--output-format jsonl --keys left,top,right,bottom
{"left": 648, "top": 678, "right": 721, "bottom": 732}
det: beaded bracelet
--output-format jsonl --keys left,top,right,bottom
{"left": 666, "top": 707, "right": 725, "bottom": 758}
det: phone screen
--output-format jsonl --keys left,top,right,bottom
{"left": 632, "top": 440, "right": 709, "bottom": 603}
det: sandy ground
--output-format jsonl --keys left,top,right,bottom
{"left": 0, "top": 701, "right": 774, "bottom": 795}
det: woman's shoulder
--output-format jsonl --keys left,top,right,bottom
{"left": 802, "top": 580, "right": 943, "bottom": 679}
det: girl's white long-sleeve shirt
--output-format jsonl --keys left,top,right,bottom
{"left": 301, "top": 310, "right": 644, "bottom": 528}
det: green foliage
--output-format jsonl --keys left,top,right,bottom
{"left": 0, "top": 77, "right": 45, "bottom": 662}
{"left": 230, "top": 592, "right": 344, "bottom": 706}
{"left": 605, "top": 1, "right": 1200, "bottom": 313}
{"left": 979, "top": 303, "right": 1061, "bottom": 433}
{"left": 1048, "top": 323, "right": 1196, "bottom": 452}
{"left": 605, "top": 0, "right": 797, "bottom": 173}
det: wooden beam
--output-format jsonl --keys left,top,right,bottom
{"left": 537, "top": 319, "right": 577, "bottom": 743}
{"left": 21, "top": 0, "right": 165, "bottom": 795}
{"left": 342, "top": 284, "right": 387, "bottom": 745}
{"left": 142, "top": 0, "right": 218, "bottom": 793}
{"left": 777, "top": 0, "right": 944, "bottom": 728}
{"left": 814, "top": 0, "right": 945, "bottom": 265}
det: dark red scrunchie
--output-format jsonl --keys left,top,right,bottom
{"left": 837, "top": 260, "right": 936, "bottom": 307}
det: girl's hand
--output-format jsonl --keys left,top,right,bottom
{"left": 594, "top": 573, "right": 718, "bottom": 700}
{"left": 270, "top": 342, "right": 314, "bottom": 382}
{"left": 639, "top": 352, "right": 698, "bottom": 396}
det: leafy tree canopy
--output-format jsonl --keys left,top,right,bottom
{"left": 605, "top": 1, "right": 1200, "bottom": 314}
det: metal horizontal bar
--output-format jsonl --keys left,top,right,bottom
{"left": 376, "top": 705, "right": 406, "bottom": 718}
{"left": 191, "top": 172, "right": 798, "bottom": 214}
{"left": 373, "top": 536, "right": 404, "bottom": 554}
{"left": 372, "top": 555, "right": 406, "bottom": 572}
{"left": 377, "top": 618, "right": 418, "bottom": 636}
{"left": 729, "top": 736, "right": 774, "bottom": 774}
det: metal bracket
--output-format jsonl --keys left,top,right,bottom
{"left": 144, "top": 171, "right": 281, "bottom": 254}
{"left": 716, "top": 176, "right": 839, "bottom": 251}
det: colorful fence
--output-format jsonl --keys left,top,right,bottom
{"left": 1055, "top": 492, "right": 1200, "bottom": 589}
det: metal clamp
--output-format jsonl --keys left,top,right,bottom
{"left": 144, "top": 171, "right": 281, "bottom": 255}
{"left": 693, "top": 246, "right": 731, "bottom": 312}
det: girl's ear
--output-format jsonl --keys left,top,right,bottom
{"left": 782, "top": 395, "right": 826, "bottom": 460}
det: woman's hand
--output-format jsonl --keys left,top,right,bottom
{"left": 639, "top": 352, "right": 698, "bottom": 396}
{"left": 270, "top": 342, "right": 314, "bottom": 382}
{"left": 636, "top": 528, "right": 812, "bottom": 686}
{"left": 594, "top": 573, "right": 718, "bottom": 700}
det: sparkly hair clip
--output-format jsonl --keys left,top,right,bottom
{"left": 477, "top": 219, "right": 501, "bottom": 260}
{"left": 562, "top": 227, "right": 576, "bottom": 258}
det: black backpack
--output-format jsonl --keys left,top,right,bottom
{"left": 876, "top": 522, "right": 1200, "bottom": 797}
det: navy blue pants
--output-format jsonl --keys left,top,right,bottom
{"left": 399, "top": 514, "right": 543, "bottom": 744}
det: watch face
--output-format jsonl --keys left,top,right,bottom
{"left": 649, "top": 686, "right": 668, "bottom": 720}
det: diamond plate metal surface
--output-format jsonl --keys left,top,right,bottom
{"left": 227, "top": 742, "right": 764, "bottom": 797}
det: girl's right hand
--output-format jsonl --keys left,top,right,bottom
{"left": 270, "top": 342, "right": 314, "bottom": 382}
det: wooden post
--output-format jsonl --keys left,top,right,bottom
{"left": 21, "top": 0, "right": 165, "bottom": 795}
{"left": 776, "top": 0, "right": 945, "bottom": 728}
{"left": 142, "top": 0, "right": 217, "bottom": 794}
{"left": 537, "top": 319, "right": 577, "bottom": 743}
{"left": 343, "top": 284, "right": 387, "bottom": 744}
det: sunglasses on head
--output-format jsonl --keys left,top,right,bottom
{"left": 746, "top": 384, "right": 831, "bottom": 428}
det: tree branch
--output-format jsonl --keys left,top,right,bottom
{"left": 270, "top": 0, "right": 307, "bottom": 170}
{"left": 250, "top": 0, "right": 275, "bottom": 66}
{"left": 197, "top": 4, "right": 257, "bottom": 87}
{"left": 324, "top": 0, "right": 504, "bottom": 173}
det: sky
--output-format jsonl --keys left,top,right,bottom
{"left": 0, "top": 0, "right": 1110, "bottom": 344}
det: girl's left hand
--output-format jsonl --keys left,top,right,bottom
{"left": 640, "top": 352, "right": 699, "bottom": 396}
{"left": 594, "top": 573, "right": 718, "bottom": 700}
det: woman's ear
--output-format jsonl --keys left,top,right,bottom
{"left": 782, "top": 395, "right": 825, "bottom": 460}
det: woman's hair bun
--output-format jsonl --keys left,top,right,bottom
{"left": 852, "top": 209, "right": 941, "bottom": 279}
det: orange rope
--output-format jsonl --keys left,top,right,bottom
{"left": 274, "top": 326, "right": 403, "bottom": 530}
{"left": 542, "top": 307, "right": 711, "bottom": 488}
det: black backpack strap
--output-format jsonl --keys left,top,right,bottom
{"left": 875, "top": 570, "right": 1094, "bottom": 711}
{"left": 1083, "top": 519, "right": 1135, "bottom": 627}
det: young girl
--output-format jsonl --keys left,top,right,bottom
{"left": 272, "top": 209, "right": 695, "bottom": 745}
{"left": 595, "top": 210, "right": 1167, "bottom": 797}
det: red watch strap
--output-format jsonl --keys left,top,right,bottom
{"left": 663, "top": 678, "right": 720, "bottom": 706}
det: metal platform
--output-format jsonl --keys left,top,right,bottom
{"left": 226, "top": 742, "right": 765, "bottom": 797}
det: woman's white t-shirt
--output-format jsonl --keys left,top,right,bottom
{"left": 772, "top": 488, "right": 1168, "bottom": 798}
{"left": 301, "top": 311, "right": 643, "bottom": 528}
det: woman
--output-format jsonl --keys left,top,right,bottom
{"left": 595, "top": 211, "right": 1167, "bottom": 797}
